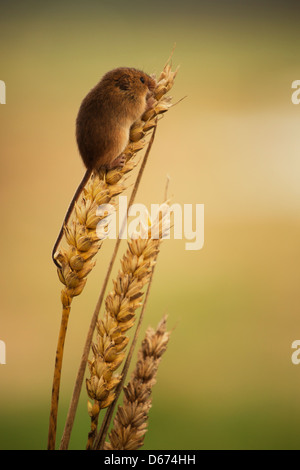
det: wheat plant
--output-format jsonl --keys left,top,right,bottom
{"left": 48, "top": 52, "right": 179, "bottom": 450}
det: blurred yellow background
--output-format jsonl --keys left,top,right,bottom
{"left": 1, "top": 0, "right": 300, "bottom": 449}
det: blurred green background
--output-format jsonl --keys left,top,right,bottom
{"left": 1, "top": 0, "right": 300, "bottom": 450}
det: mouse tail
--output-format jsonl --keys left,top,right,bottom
{"left": 52, "top": 169, "right": 92, "bottom": 268}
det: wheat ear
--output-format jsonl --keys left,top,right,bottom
{"left": 93, "top": 198, "right": 171, "bottom": 449}
{"left": 85, "top": 223, "right": 164, "bottom": 449}
{"left": 103, "top": 315, "right": 171, "bottom": 450}
{"left": 47, "top": 171, "right": 124, "bottom": 449}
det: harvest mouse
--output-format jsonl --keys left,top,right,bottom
{"left": 52, "top": 67, "right": 156, "bottom": 268}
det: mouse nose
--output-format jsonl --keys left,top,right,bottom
{"left": 148, "top": 79, "right": 156, "bottom": 92}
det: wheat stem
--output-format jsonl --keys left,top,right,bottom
{"left": 47, "top": 305, "right": 70, "bottom": 449}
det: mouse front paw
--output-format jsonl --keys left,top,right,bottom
{"left": 146, "top": 96, "right": 156, "bottom": 111}
{"left": 110, "top": 153, "right": 127, "bottom": 169}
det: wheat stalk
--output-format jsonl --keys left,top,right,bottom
{"left": 103, "top": 315, "right": 171, "bottom": 450}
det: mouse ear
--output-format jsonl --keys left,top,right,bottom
{"left": 115, "top": 74, "right": 130, "bottom": 91}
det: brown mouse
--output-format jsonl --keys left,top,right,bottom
{"left": 52, "top": 67, "right": 156, "bottom": 268}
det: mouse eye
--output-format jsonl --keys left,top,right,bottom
{"left": 140, "top": 76, "right": 145, "bottom": 84}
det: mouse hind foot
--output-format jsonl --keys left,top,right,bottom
{"left": 109, "top": 153, "right": 127, "bottom": 169}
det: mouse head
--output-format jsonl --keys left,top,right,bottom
{"left": 104, "top": 67, "right": 156, "bottom": 99}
